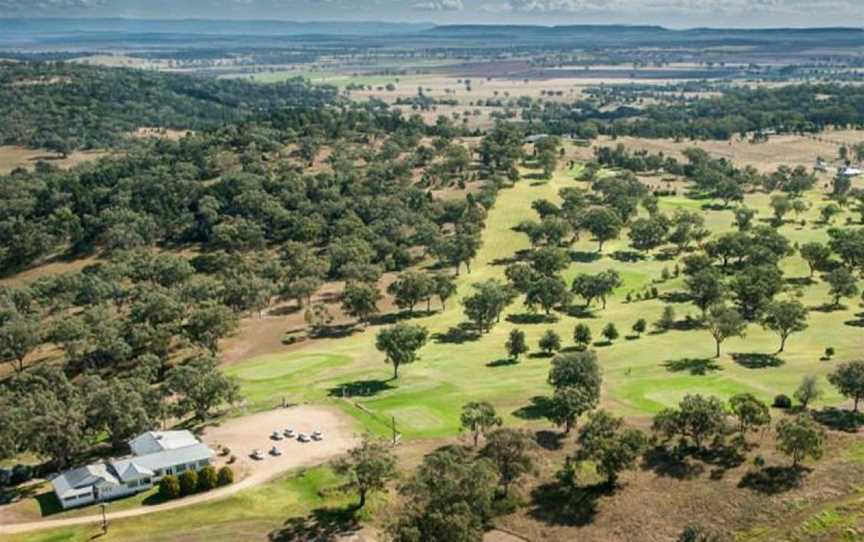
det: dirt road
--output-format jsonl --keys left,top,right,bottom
{"left": 0, "top": 405, "right": 359, "bottom": 535}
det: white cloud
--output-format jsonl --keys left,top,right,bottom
{"left": 414, "top": 0, "right": 464, "bottom": 11}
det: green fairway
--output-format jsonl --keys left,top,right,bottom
{"left": 225, "top": 157, "right": 863, "bottom": 439}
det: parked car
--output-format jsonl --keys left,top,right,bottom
{"left": 311, "top": 431, "right": 323, "bottom": 441}
{"left": 297, "top": 433, "right": 310, "bottom": 443}
{"left": 283, "top": 429, "right": 295, "bottom": 438}
{"left": 251, "top": 449, "right": 265, "bottom": 460}
{"left": 271, "top": 431, "right": 283, "bottom": 441}
{"left": 270, "top": 446, "right": 282, "bottom": 456}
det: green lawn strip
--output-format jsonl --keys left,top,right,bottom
{"left": 8, "top": 467, "right": 361, "bottom": 542}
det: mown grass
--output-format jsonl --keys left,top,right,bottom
{"left": 225, "top": 155, "right": 862, "bottom": 439}
{"left": 7, "top": 467, "right": 365, "bottom": 542}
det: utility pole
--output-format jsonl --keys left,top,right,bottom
{"left": 100, "top": 503, "right": 108, "bottom": 534}
{"left": 391, "top": 416, "right": 398, "bottom": 446}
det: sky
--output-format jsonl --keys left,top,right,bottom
{"left": 0, "top": 0, "right": 861, "bottom": 28}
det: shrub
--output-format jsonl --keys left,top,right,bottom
{"left": 825, "top": 347, "right": 835, "bottom": 359}
{"left": 217, "top": 466, "right": 234, "bottom": 487}
{"left": 159, "top": 475, "right": 180, "bottom": 499}
{"left": 197, "top": 466, "right": 217, "bottom": 492}
{"left": 179, "top": 470, "right": 198, "bottom": 496}
{"left": 773, "top": 394, "right": 792, "bottom": 409}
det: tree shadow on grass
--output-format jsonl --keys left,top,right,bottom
{"left": 812, "top": 407, "right": 864, "bottom": 433}
{"left": 328, "top": 379, "right": 395, "bottom": 398}
{"left": 570, "top": 251, "right": 602, "bottom": 263}
{"left": 490, "top": 255, "right": 523, "bottom": 267}
{"left": 610, "top": 250, "right": 646, "bottom": 263}
{"left": 654, "top": 249, "right": 678, "bottom": 261}
{"left": 432, "top": 324, "right": 480, "bottom": 344}
{"left": 529, "top": 481, "right": 610, "bottom": 527}
{"left": 738, "top": 466, "right": 809, "bottom": 495}
{"left": 844, "top": 313, "right": 864, "bottom": 328}
{"left": 513, "top": 396, "right": 552, "bottom": 421}
{"left": 270, "top": 305, "right": 302, "bottom": 317}
{"left": 487, "top": 358, "right": 520, "bottom": 368}
{"left": 269, "top": 505, "right": 361, "bottom": 542}
{"left": 640, "top": 446, "right": 705, "bottom": 481}
{"left": 565, "top": 306, "right": 597, "bottom": 319}
{"left": 698, "top": 444, "right": 747, "bottom": 479}
{"left": 659, "top": 291, "right": 692, "bottom": 304}
{"left": 535, "top": 430, "right": 565, "bottom": 451}
{"left": 731, "top": 353, "right": 785, "bottom": 369}
{"left": 809, "top": 303, "right": 844, "bottom": 313}
{"left": 528, "top": 352, "right": 555, "bottom": 359}
{"left": 663, "top": 357, "right": 722, "bottom": 376}
{"left": 310, "top": 324, "right": 359, "bottom": 340}
{"left": 507, "top": 313, "right": 554, "bottom": 325}
{"left": 137, "top": 488, "right": 171, "bottom": 506}
{"left": 368, "top": 311, "right": 422, "bottom": 326}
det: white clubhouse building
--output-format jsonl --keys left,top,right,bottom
{"left": 51, "top": 430, "right": 214, "bottom": 509}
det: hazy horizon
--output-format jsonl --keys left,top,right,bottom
{"left": 0, "top": 1, "right": 860, "bottom": 30}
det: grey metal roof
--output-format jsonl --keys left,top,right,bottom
{"left": 109, "top": 460, "right": 155, "bottom": 481}
{"left": 53, "top": 431, "right": 214, "bottom": 500}
{"left": 129, "top": 430, "right": 200, "bottom": 455}
{"left": 51, "top": 464, "right": 119, "bottom": 499}
{"left": 119, "top": 443, "right": 214, "bottom": 474}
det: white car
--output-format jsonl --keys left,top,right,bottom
{"left": 283, "top": 429, "right": 295, "bottom": 438}
{"left": 311, "top": 431, "right": 323, "bottom": 441}
{"left": 271, "top": 431, "right": 283, "bottom": 441}
{"left": 270, "top": 446, "right": 282, "bottom": 456}
{"left": 251, "top": 449, "right": 264, "bottom": 460}
{"left": 297, "top": 433, "right": 310, "bottom": 443}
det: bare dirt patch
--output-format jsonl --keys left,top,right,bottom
{"left": 220, "top": 273, "right": 400, "bottom": 366}
{"left": 202, "top": 405, "right": 360, "bottom": 483}
{"left": 131, "top": 127, "right": 193, "bottom": 141}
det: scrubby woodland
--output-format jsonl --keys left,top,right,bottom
{"left": 0, "top": 62, "right": 336, "bottom": 152}
{"left": 2, "top": 60, "right": 864, "bottom": 541}
{"left": 0, "top": 66, "right": 508, "bottom": 471}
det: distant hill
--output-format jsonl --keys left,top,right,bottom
{"left": 1, "top": 18, "right": 863, "bottom": 51}
{"left": 423, "top": 24, "right": 864, "bottom": 47}
{"left": 0, "top": 18, "right": 433, "bottom": 36}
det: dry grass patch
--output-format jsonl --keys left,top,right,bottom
{"left": 0, "top": 146, "right": 109, "bottom": 175}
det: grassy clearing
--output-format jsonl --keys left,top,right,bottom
{"left": 0, "top": 146, "right": 108, "bottom": 175}
{"left": 226, "top": 151, "right": 862, "bottom": 441}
